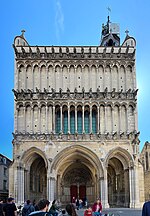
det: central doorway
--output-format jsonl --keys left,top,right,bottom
{"left": 70, "top": 185, "right": 86, "bottom": 202}
{"left": 60, "top": 162, "right": 94, "bottom": 204}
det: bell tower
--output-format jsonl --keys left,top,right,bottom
{"left": 100, "top": 16, "right": 120, "bottom": 46}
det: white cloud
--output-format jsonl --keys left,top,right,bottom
{"left": 55, "top": 0, "right": 64, "bottom": 43}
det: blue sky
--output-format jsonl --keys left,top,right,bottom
{"left": 0, "top": 0, "right": 150, "bottom": 159}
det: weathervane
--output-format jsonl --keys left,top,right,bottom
{"left": 107, "top": 7, "right": 111, "bottom": 16}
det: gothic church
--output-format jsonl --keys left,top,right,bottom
{"left": 9, "top": 17, "right": 144, "bottom": 208}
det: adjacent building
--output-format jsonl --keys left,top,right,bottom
{"left": 140, "top": 141, "right": 150, "bottom": 201}
{"left": 9, "top": 17, "right": 145, "bottom": 208}
{"left": 0, "top": 154, "right": 12, "bottom": 201}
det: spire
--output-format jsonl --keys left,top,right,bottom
{"left": 21, "top": 29, "right": 26, "bottom": 38}
{"left": 100, "top": 16, "right": 120, "bottom": 46}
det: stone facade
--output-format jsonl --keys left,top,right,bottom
{"left": 0, "top": 154, "right": 12, "bottom": 201}
{"left": 140, "top": 142, "right": 150, "bottom": 201}
{"left": 9, "top": 18, "right": 145, "bottom": 208}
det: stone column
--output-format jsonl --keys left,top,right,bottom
{"left": 46, "top": 105, "right": 48, "bottom": 133}
{"left": 134, "top": 108, "right": 138, "bottom": 131}
{"left": 52, "top": 105, "right": 55, "bottom": 134}
{"left": 103, "top": 168, "right": 109, "bottom": 208}
{"left": 112, "top": 107, "right": 114, "bottom": 133}
{"left": 31, "top": 106, "right": 33, "bottom": 133}
{"left": 48, "top": 177, "right": 55, "bottom": 201}
{"left": 60, "top": 105, "right": 63, "bottom": 133}
{"left": 75, "top": 105, "right": 77, "bottom": 133}
{"left": 100, "top": 177, "right": 104, "bottom": 204}
{"left": 119, "top": 106, "right": 122, "bottom": 133}
{"left": 129, "top": 165, "right": 134, "bottom": 208}
{"left": 31, "top": 65, "right": 34, "bottom": 90}
{"left": 124, "top": 169, "right": 129, "bottom": 207}
{"left": 23, "top": 105, "right": 26, "bottom": 133}
{"left": 126, "top": 107, "right": 129, "bottom": 133}
{"left": 104, "top": 106, "right": 107, "bottom": 133}
{"left": 97, "top": 105, "right": 100, "bottom": 133}
{"left": 90, "top": 105, "right": 92, "bottom": 133}
{"left": 134, "top": 163, "right": 140, "bottom": 208}
{"left": 82, "top": 105, "right": 85, "bottom": 133}
{"left": 39, "top": 66, "right": 41, "bottom": 90}
{"left": 46, "top": 67, "right": 49, "bottom": 90}
{"left": 68, "top": 104, "right": 70, "bottom": 133}
{"left": 15, "top": 107, "right": 19, "bottom": 133}
{"left": 17, "top": 166, "right": 24, "bottom": 204}
{"left": 38, "top": 106, "right": 41, "bottom": 133}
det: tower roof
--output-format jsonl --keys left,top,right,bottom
{"left": 100, "top": 16, "right": 120, "bottom": 47}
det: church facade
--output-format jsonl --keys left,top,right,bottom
{"left": 9, "top": 17, "right": 144, "bottom": 208}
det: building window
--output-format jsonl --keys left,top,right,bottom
{"left": 92, "top": 109, "right": 97, "bottom": 134}
{"left": 77, "top": 111, "right": 82, "bottom": 134}
{"left": 146, "top": 152, "right": 149, "bottom": 171}
{"left": 56, "top": 109, "right": 61, "bottom": 134}
{"left": 3, "top": 158, "right": 6, "bottom": 164}
{"left": 4, "top": 167, "right": 7, "bottom": 176}
{"left": 3, "top": 180, "right": 7, "bottom": 191}
{"left": 63, "top": 111, "right": 68, "bottom": 134}
{"left": 70, "top": 110, "right": 75, "bottom": 134}
{"left": 84, "top": 110, "right": 89, "bottom": 134}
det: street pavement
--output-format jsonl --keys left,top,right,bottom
{"left": 76, "top": 208, "right": 142, "bottom": 216}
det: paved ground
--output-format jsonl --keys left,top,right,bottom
{"left": 76, "top": 208, "right": 142, "bottom": 216}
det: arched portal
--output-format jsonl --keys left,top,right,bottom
{"left": 61, "top": 161, "right": 93, "bottom": 203}
{"left": 29, "top": 156, "right": 47, "bottom": 201}
{"left": 22, "top": 148, "right": 48, "bottom": 202}
{"left": 106, "top": 148, "right": 131, "bottom": 208}
{"left": 51, "top": 145, "right": 103, "bottom": 204}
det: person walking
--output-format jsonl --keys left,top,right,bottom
{"left": 0, "top": 199, "right": 4, "bottom": 216}
{"left": 22, "top": 200, "right": 35, "bottom": 216}
{"left": 29, "top": 199, "right": 51, "bottom": 216}
{"left": 142, "top": 200, "right": 150, "bottom": 216}
{"left": 92, "top": 198, "right": 102, "bottom": 216}
{"left": 3, "top": 197, "right": 17, "bottom": 216}
{"left": 65, "top": 204, "right": 78, "bottom": 216}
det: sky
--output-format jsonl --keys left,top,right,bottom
{"left": 0, "top": 0, "right": 150, "bottom": 159}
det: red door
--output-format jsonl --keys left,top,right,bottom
{"left": 79, "top": 185, "right": 86, "bottom": 200}
{"left": 70, "top": 185, "right": 78, "bottom": 202}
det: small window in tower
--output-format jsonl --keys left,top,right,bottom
{"left": 131, "top": 41, "right": 133, "bottom": 46}
{"left": 121, "top": 77, "right": 122, "bottom": 79}
{"left": 27, "top": 77, "right": 28, "bottom": 79}
{"left": 108, "top": 39, "right": 113, "bottom": 46}
{"left": 18, "top": 39, "right": 19, "bottom": 45}
{"left": 78, "top": 77, "right": 80, "bottom": 79}
{"left": 35, "top": 125, "right": 37, "bottom": 127}
{"left": 65, "top": 77, "right": 67, "bottom": 79}
{"left": 100, "top": 77, "right": 102, "bottom": 79}
{"left": 79, "top": 86, "right": 80, "bottom": 88}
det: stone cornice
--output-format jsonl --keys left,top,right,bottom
{"left": 12, "top": 130, "right": 140, "bottom": 143}
{"left": 13, "top": 45, "right": 135, "bottom": 60}
{"left": 12, "top": 88, "right": 138, "bottom": 102}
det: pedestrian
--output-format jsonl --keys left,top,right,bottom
{"left": 65, "top": 204, "right": 78, "bottom": 216}
{"left": 0, "top": 199, "right": 4, "bottom": 216}
{"left": 84, "top": 206, "right": 92, "bottom": 216}
{"left": 75, "top": 198, "right": 79, "bottom": 210}
{"left": 142, "top": 200, "right": 150, "bottom": 216}
{"left": 92, "top": 198, "right": 102, "bottom": 216}
{"left": 49, "top": 200, "right": 59, "bottom": 216}
{"left": 3, "top": 197, "right": 17, "bottom": 216}
{"left": 22, "top": 200, "right": 35, "bottom": 216}
{"left": 29, "top": 199, "right": 51, "bottom": 215}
